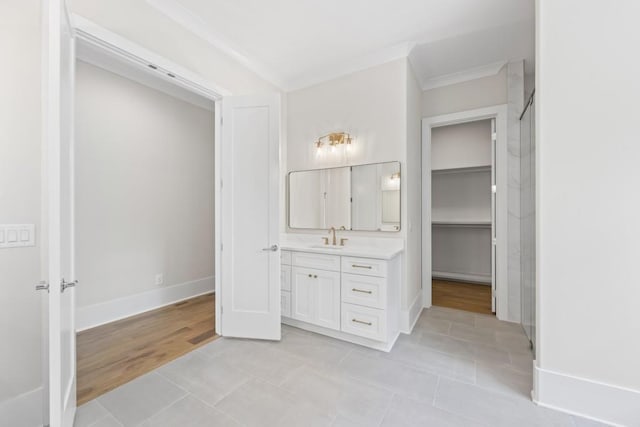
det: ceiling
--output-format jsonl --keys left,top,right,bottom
{"left": 147, "top": 0, "right": 535, "bottom": 91}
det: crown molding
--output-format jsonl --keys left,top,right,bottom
{"left": 147, "top": 0, "right": 418, "bottom": 92}
{"left": 420, "top": 60, "right": 507, "bottom": 91}
{"left": 285, "top": 41, "right": 415, "bottom": 91}
{"left": 146, "top": 0, "right": 287, "bottom": 90}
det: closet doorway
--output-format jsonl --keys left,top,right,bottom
{"left": 422, "top": 106, "right": 508, "bottom": 319}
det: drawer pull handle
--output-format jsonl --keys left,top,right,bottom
{"left": 352, "top": 264, "right": 372, "bottom": 269}
{"left": 352, "top": 288, "right": 372, "bottom": 294}
{"left": 352, "top": 318, "right": 372, "bottom": 326}
{"left": 308, "top": 274, "right": 318, "bottom": 278}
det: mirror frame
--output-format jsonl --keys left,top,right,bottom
{"left": 287, "top": 161, "right": 401, "bottom": 232}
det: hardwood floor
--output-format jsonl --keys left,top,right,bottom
{"left": 76, "top": 293, "right": 217, "bottom": 405}
{"left": 432, "top": 279, "right": 493, "bottom": 315}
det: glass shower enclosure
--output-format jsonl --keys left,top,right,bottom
{"left": 520, "top": 91, "right": 536, "bottom": 354}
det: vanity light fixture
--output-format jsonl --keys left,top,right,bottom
{"left": 314, "top": 132, "right": 353, "bottom": 151}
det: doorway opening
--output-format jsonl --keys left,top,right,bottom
{"left": 430, "top": 119, "right": 495, "bottom": 315}
{"left": 73, "top": 33, "right": 219, "bottom": 404}
{"left": 422, "top": 106, "right": 508, "bottom": 319}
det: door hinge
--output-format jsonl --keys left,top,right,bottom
{"left": 491, "top": 185, "right": 497, "bottom": 193}
{"left": 220, "top": 116, "right": 223, "bottom": 126}
{"left": 491, "top": 132, "right": 497, "bottom": 141}
{"left": 221, "top": 306, "right": 224, "bottom": 314}
{"left": 221, "top": 243, "right": 223, "bottom": 251}
{"left": 492, "top": 237, "right": 497, "bottom": 245}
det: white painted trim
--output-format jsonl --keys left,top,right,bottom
{"left": 421, "top": 105, "right": 509, "bottom": 320}
{"left": 432, "top": 271, "right": 492, "bottom": 284}
{"left": 72, "top": 14, "right": 230, "bottom": 98}
{"left": 399, "top": 290, "right": 423, "bottom": 334}
{"left": 214, "top": 100, "right": 222, "bottom": 336}
{"left": 421, "top": 60, "right": 507, "bottom": 91}
{"left": 0, "top": 387, "right": 43, "bottom": 427}
{"left": 75, "top": 276, "right": 214, "bottom": 331}
{"left": 534, "top": 365, "right": 640, "bottom": 426}
{"left": 282, "top": 317, "right": 400, "bottom": 352}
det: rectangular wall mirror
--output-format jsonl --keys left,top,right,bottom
{"left": 288, "top": 161, "right": 401, "bottom": 232}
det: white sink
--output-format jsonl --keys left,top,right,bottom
{"left": 309, "top": 245, "right": 344, "bottom": 250}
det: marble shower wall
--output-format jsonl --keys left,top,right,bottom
{"left": 507, "top": 61, "right": 524, "bottom": 322}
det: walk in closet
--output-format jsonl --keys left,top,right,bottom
{"left": 431, "top": 119, "right": 496, "bottom": 312}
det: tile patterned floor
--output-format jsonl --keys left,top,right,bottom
{"left": 75, "top": 307, "right": 609, "bottom": 427}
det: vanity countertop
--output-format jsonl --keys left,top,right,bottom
{"left": 280, "top": 241, "right": 403, "bottom": 260}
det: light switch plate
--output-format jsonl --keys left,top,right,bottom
{"left": 0, "top": 224, "right": 35, "bottom": 248}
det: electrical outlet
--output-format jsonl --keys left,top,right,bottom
{"left": 155, "top": 273, "right": 164, "bottom": 286}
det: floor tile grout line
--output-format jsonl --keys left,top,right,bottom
{"left": 82, "top": 399, "right": 113, "bottom": 427}
{"left": 189, "top": 389, "right": 249, "bottom": 427}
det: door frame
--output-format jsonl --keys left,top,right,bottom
{"left": 421, "top": 105, "right": 509, "bottom": 320}
{"left": 71, "top": 16, "right": 228, "bottom": 335}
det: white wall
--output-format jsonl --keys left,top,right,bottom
{"left": 286, "top": 59, "right": 419, "bottom": 312}
{"left": 406, "top": 63, "right": 424, "bottom": 321}
{"left": 535, "top": 0, "right": 640, "bottom": 423}
{"left": 75, "top": 61, "right": 214, "bottom": 315}
{"left": 422, "top": 67, "right": 507, "bottom": 117}
{"left": 431, "top": 120, "right": 493, "bottom": 170}
{"left": 0, "top": 1, "right": 44, "bottom": 424}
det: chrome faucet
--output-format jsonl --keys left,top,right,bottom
{"left": 328, "top": 227, "right": 337, "bottom": 246}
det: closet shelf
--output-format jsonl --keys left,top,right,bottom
{"left": 431, "top": 165, "right": 491, "bottom": 175}
{"left": 432, "top": 220, "right": 491, "bottom": 228}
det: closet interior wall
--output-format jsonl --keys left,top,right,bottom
{"left": 431, "top": 120, "right": 493, "bottom": 285}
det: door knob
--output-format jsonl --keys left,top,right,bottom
{"left": 262, "top": 245, "right": 279, "bottom": 252}
{"left": 61, "top": 278, "right": 78, "bottom": 293}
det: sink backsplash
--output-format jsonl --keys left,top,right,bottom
{"left": 280, "top": 233, "right": 404, "bottom": 252}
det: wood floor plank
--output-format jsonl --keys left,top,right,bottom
{"left": 76, "top": 293, "right": 217, "bottom": 405}
{"left": 432, "top": 279, "right": 493, "bottom": 315}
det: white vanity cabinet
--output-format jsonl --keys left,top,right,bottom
{"left": 280, "top": 247, "right": 401, "bottom": 351}
{"left": 291, "top": 267, "right": 340, "bottom": 330}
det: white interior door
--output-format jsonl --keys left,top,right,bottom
{"left": 45, "top": 1, "right": 76, "bottom": 426}
{"left": 490, "top": 118, "right": 497, "bottom": 313}
{"left": 221, "top": 95, "right": 281, "bottom": 340}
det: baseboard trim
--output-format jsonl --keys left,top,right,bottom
{"left": 281, "top": 317, "right": 399, "bottom": 352}
{"left": 534, "top": 364, "right": 640, "bottom": 426}
{"left": 432, "top": 271, "right": 491, "bottom": 284}
{"left": 76, "top": 276, "right": 215, "bottom": 331}
{"left": 0, "top": 387, "right": 43, "bottom": 427}
{"left": 400, "top": 290, "right": 423, "bottom": 334}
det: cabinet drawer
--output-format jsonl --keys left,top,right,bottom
{"left": 292, "top": 252, "right": 340, "bottom": 272}
{"left": 341, "top": 273, "right": 386, "bottom": 309}
{"left": 281, "top": 291, "right": 291, "bottom": 317}
{"left": 281, "top": 250, "right": 292, "bottom": 266}
{"left": 341, "top": 303, "right": 387, "bottom": 342}
{"left": 281, "top": 264, "right": 291, "bottom": 291}
{"left": 341, "top": 257, "right": 387, "bottom": 277}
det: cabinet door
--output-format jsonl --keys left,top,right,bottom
{"left": 315, "top": 270, "right": 341, "bottom": 331}
{"left": 291, "top": 268, "right": 314, "bottom": 323}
